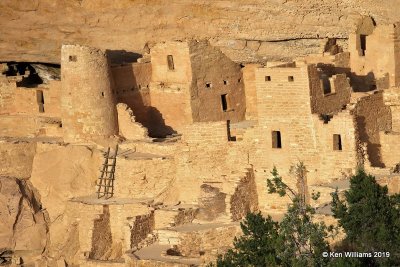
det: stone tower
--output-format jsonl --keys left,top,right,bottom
{"left": 61, "top": 44, "right": 118, "bottom": 142}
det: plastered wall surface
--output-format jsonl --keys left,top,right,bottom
{"left": 61, "top": 44, "right": 119, "bottom": 142}
{"left": 189, "top": 40, "right": 246, "bottom": 123}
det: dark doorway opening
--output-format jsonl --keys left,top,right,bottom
{"left": 221, "top": 94, "right": 228, "bottom": 112}
{"left": 321, "top": 74, "right": 332, "bottom": 94}
{"left": 272, "top": 131, "right": 282, "bottom": 148}
{"left": 167, "top": 55, "right": 174, "bottom": 70}
{"left": 36, "top": 90, "right": 44, "bottom": 113}
{"left": 360, "top": 35, "right": 367, "bottom": 56}
{"left": 333, "top": 134, "right": 342, "bottom": 151}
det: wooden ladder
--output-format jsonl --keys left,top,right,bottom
{"left": 96, "top": 145, "right": 118, "bottom": 199}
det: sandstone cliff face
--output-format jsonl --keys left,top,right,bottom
{"left": 1, "top": 0, "right": 399, "bottom": 63}
{"left": 29, "top": 144, "right": 103, "bottom": 264}
{"left": 0, "top": 177, "right": 47, "bottom": 254}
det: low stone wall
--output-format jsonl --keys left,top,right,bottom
{"left": 117, "top": 103, "right": 149, "bottom": 141}
{"left": 176, "top": 224, "right": 241, "bottom": 258}
{"left": 0, "top": 114, "right": 63, "bottom": 139}
{"left": 197, "top": 184, "right": 226, "bottom": 221}
{"left": 130, "top": 212, "right": 155, "bottom": 249}
{"left": 229, "top": 168, "right": 259, "bottom": 221}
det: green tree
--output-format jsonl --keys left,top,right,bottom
{"left": 268, "top": 162, "right": 332, "bottom": 267}
{"left": 213, "top": 213, "right": 282, "bottom": 267}
{"left": 212, "top": 162, "right": 333, "bottom": 267}
{"left": 331, "top": 169, "right": 400, "bottom": 266}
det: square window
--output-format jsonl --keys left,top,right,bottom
{"left": 223, "top": 80, "right": 228, "bottom": 85}
{"left": 69, "top": 55, "right": 77, "bottom": 62}
{"left": 272, "top": 131, "right": 282, "bottom": 148}
{"left": 206, "top": 82, "right": 212, "bottom": 88}
{"left": 288, "top": 76, "right": 294, "bottom": 82}
{"left": 265, "top": 76, "right": 271, "bottom": 81}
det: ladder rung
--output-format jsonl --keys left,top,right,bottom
{"left": 97, "top": 187, "right": 113, "bottom": 191}
{"left": 97, "top": 184, "right": 114, "bottom": 188}
{"left": 97, "top": 185, "right": 113, "bottom": 189}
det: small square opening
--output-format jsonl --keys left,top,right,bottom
{"left": 288, "top": 76, "right": 294, "bottom": 82}
{"left": 272, "top": 131, "right": 282, "bottom": 149}
{"left": 101, "top": 92, "right": 105, "bottom": 97}
{"left": 223, "top": 80, "right": 228, "bottom": 85}
{"left": 265, "top": 76, "right": 271, "bottom": 82}
{"left": 206, "top": 82, "right": 212, "bottom": 88}
{"left": 333, "top": 134, "right": 342, "bottom": 151}
{"left": 69, "top": 55, "right": 77, "bottom": 62}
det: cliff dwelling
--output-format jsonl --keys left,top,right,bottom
{"left": 1, "top": 1, "right": 400, "bottom": 266}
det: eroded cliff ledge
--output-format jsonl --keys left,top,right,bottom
{"left": 1, "top": 0, "right": 400, "bottom": 63}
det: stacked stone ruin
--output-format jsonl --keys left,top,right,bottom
{"left": 1, "top": 19, "right": 400, "bottom": 266}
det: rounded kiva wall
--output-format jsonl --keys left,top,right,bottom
{"left": 61, "top": 44, "right": 118, "bottom": 142}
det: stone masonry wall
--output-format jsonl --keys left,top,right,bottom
{"left": 0, "top": 76, "right": 16, "bottom": 114}
{"left": 380, "top": 131, "right": 400, "bottom": 168}
{"left": 189, "top": 40, "right": 246, "bottom": 123}
{"left": 61, "top": 44, "right": 118, "bottom": 142}
{"left": 243, "top": 64, "right": 261, "bottom": 120}
{"left": 116, "top": 103, "right": 148, "bottom": 140}
{"left": 149, "top": 84, "right": 193, "bottom": 137}
{"left": 112, "top": 62, "right": 153, "bottom": 131}
{"left": 229, "top": 168, "right": 259, "bottom": 221}
{"left": 249, "top": 64, "right": 361, "bottom": 210}
{"left": 353, "top": 91, "right": 392, "bottom": 167}
{"left": 313, "top": 111, "right": 359, "bottom": 183}
{"left": 254, "top": 64, "right": 319, "bottom": 175}
{"left": 149, "top": 41, "right": 193, "bottom": 136}
{"left": 0, "top": 76, "right": 61, "bottom": 117}
{"left": 150, "top": 41, "right": 192, "bottom": 85}
{"left": 383, "top": 87, "right": 400, "bottom": 132}
{"left": 0, "top": 115, "right": 62, "bottom": 138}
{"left": 109, "top": 204, "right": 153, "bottom": 253}
{"left": 130, "top": 212, "right": 155, "bottom": 249}
{"left": 180, "top": 121, "right": 227, "bottom": 145}
{"left": 349, "top": 23, "right": 400, "bottom": 88}
{"left": 175, "top": 122, "right": 250, "bottom": 205}
{"left": 309, "top": 65, "right": 352, "bottom": 114}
